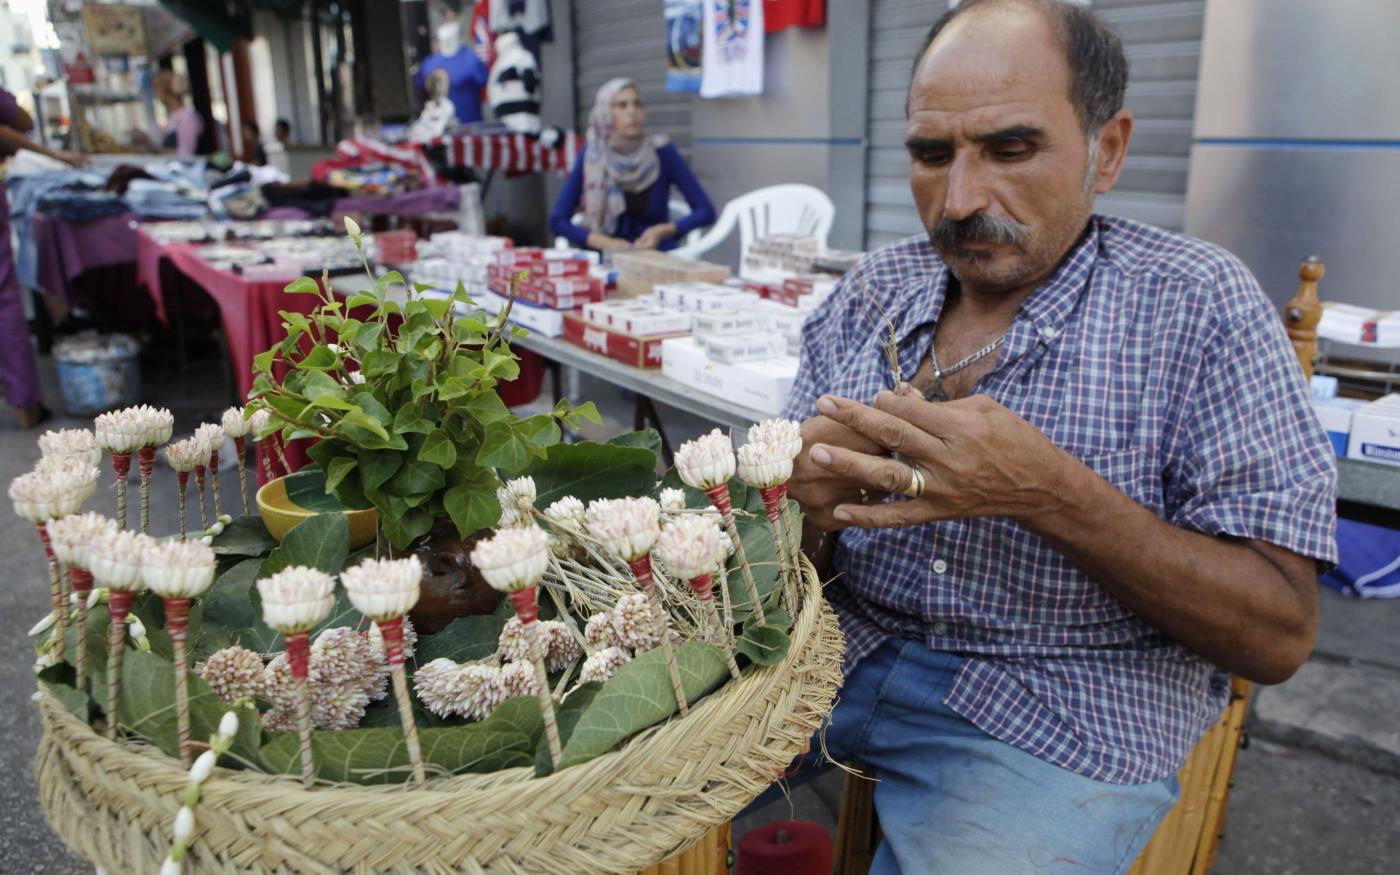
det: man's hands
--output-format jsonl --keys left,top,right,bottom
{"left": 802, "top": 391, "right": 1072, "bottom": 529}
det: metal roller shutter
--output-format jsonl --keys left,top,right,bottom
{"left": 863, "top": 0, "right": 1205, "bottom": 250}
{"left": 571, "top": 0, "right": 697, "bottom": 158}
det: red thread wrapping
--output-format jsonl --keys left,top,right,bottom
{"left": 627, "top": 556, "right": 654, "bottom": 592}
{"left": 108, "top": 589, "right": 136, "bottom": 623}
{"left": 70, "top": 568, "right": 94, "bottom": 593}
{"left": 110, "top": 452, "right": 131, "bottom": 479}
{"left": 378, "top": 616, "right": 406, "bottom": 666}
{"left": 164, "top": 598, "right": 192, "bottom": 641}
{"left": 509, "top": 588, "right": 539, "bottom": 624}
{"left": 176, "top": 471, "right": 189, "bottom": 489}
{"left": 36, "top": 523, "right": 55, "bottom": 563}
{"left": 284, "top": 631, "right": 311, "bottom": 678}
{"left": 703, "top": 484, "right": 735, "bottom": 524}
{"left": 688, "top": 573, "right": 714, "bottom": 600}
{"left": 758, "top": 485, "right": 788, "bottom": 526}
{"left": 137, "top": 447, "right": 156, "bottom": 478}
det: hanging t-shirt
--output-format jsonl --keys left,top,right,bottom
{"left": 701, "top": 0, "right": 765, "bottom": 98}
{"left": 416, "top": 50, "right": 490, "bottom": 124}
{"left": 765, "top": 0, "right": 824, "bottom": 33}
{"left": 489, "top": 0, "right": 551, "bottom": 36}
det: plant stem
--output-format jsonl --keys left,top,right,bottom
{"left": 690, "top": 576, "right": 740, "bottom": 679}
{"left": 759, "top": 485, "right": 796, "bottom": 618}
{"left": 36, "top": 524, "right": 66, "bottom": 663}
{"left": 628, "top": 557, "right": 687, "bottom": 715}
{"left": 234, "top": 437, "right": 249, "bottom": 513}
{"left": 546, "top": 555, "right": 588, "bottom": 651}
{"left": 176, "top": 472, "right": 188, "bottom": 538}
{"left": 138, "top": 447, "right": 156, "bottom": 535}
{"left": 70, "top": 568, "right": 92, "bottom": 693}
{"left": 166, "top": 598, "right": 193, "bottom": 766}
{"left": 704, "top": 485, "right": 766, "bottom": 625}
{"left": 106, "top": 589, "right": 136, "bottom": 739}
{"left": 194, "top": 467, "right": 210, "bottom": 529}
{"left": 259, "top": 444, "right": 274, "bottom": 482}
{"left": 111, "top": 453, "right": 131, "bottom": 530}
{"left": 511, "top": 590, "right": 561, "bottom": 767}
{"left": 715, "top": 562, "right": 738, "bottom": 654}
{"left": 271, "top": 440, "right": 291, "bottom": 476}
{"left": 209, "top": 449, "right": 224, "bottom": 517}
{"left": 378, "top": 617, "right": 425, "bottom": 787}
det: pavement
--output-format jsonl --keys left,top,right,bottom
{"left": 2, "top": 347, "right": 1398, "bottom": 873}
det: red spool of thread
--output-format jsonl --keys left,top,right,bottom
{"left": 736, "top": 820, "right": 833, "bottom": 875}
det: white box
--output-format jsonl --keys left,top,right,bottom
{"left": 692, "top": 309, "right": 761, "bottom": 337}
{"left": 618, "top": 309, "right": 692, "bottom": 337}
{"left": 698, "top": 332, "right": 787, "bottom": 363}
{"left": 655, "top": 281, "right": 732, "bottom": 309}
{"left": 1347, "top": 394, "right": 1400, "bottom": 466}
{"left": 661, "top": 336, "right": 797, "bottom": 415}
{"left": 1313, "top": 397, "right": 1365, "bottom": 456}
{"left": 471, "top": 286, "right": 566, "bottom": 337}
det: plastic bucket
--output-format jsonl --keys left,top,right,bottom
{"left": 53, "top": 334, "right": 141, "bottom": 416}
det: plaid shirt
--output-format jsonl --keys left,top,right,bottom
{"left": 785, "top": 215, "right": 1338, "bottom": 785}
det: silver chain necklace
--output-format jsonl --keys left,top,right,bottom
{"left": 922, "top": 335, "right": 1005, "bottom": 402}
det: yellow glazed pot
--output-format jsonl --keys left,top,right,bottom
{"left": 255, "top": 472, "right": 378, "bottom": 548}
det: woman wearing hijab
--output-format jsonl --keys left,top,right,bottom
{"left": 550, "top": 79, "right": 715, "bottom": 252}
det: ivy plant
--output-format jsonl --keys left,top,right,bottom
{"left": 247, "top": 220, "right": 600, "bottom": 549}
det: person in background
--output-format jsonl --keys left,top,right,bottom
{"left": 550, "top": 78, "right": 715, "bottom": 252}
{"left": 150, "top": 70, "right": 203, "bottom": 156}
{"left": 0, "top": 87, "right": 85, "bottom": 427}
{"left": 274, "top": 118, "right": 293, "bottom": 149}
{"left": 241, "top": 119, "right": 267, "bottom": 165}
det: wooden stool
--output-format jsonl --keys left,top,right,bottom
{"left": 637, "top": 823, "right": 732, "bottom": 875}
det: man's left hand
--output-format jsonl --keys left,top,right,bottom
{"left": 808, "top": 391, "right": 1072, "bottom": 528}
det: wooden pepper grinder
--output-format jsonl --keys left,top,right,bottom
{"left": 1284, "top": 256, "right": 1325, "bottom": 380}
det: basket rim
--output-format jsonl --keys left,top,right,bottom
{"left": 37, "top": 564, "right": 841, "bottom": 803}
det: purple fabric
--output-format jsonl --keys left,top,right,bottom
{"left": 31, "top": 212, "right": 137, "bottom": 305}
{"left": 262, "top": 206, "right": 315, "bottom": 221}
{"left": 0, "top": 87, "right": 18, "bottom": 127}
{"left": 785, "top": 215, "right": 1338, "bottom": 785}
{"left": 334, "top": 185, "right": 459, "bottom": 217}
{"left": 0, "top": 182, "right": 43, "bottom": 407}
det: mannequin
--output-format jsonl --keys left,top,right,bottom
{"left": 408, "top": 69, "right": 458, "bottom": 142}
{"left": 416, "top": 21, "right": 490, "bottom": 125}
{"left": 487, "top": 31, "right": 541, "bottom": 135}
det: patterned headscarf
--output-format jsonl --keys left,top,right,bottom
{"left": 581, "top": 78, "right": 668, "bottom": 235}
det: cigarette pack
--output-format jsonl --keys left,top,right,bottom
{"left": 563, "top": 312, "right": 685, "bottom": 368}
{"left": 1348, "top": 393, "right": 1400, "bottom": 466}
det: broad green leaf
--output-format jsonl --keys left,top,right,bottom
{"left": 380, "top": 506, "right": 433, "bottom": 550}
{"left": 252, "top": 348, "right": 276, "bottom": 373}
{"left": 284, "top": 276, "right": 321, "bottom": 296}
{"left": 116, "top": 649, "right": 265, "bottom": 768}
{"left": 556, "top": 642, "right": 729, "bottom": 769}
{"left": 443, "top": 485, "right": 499, "bottom": 538}
{"left": 197, "top": 558, "right": 264, "bottom": 652}
{"left": 210, "top": 516, "right": 277, "bottom": 556}
{"left": 341, "top": 410, "right": 391, "bottom": 442}
{"left": 259, "top": 512, "right": 351, "bottom": 577}
{"left": 517, "top": 415, "right": 561, "bottom": 452}
{"left": 564, "top": 400, "right": 603, "bottom": 428}
{"left": 362, "top": 348, "right": 398, "bottom": 375}
{"left": 412, "top": 614, "right": 507, "bottom": 666}
{"left": 536, "top": 684, "right": 601, "bottom": 776}
{"left": 461, "top": 391, "right": 510, "bottom": 425}
{"left": 42, "top": 680, "right": 90, "bottom": 722}
{"left": 354, "top": 321, "right": 384, "bottom": 351}
{"left": 607, "top": 429, "right": 662, "bottom": 457}
{"left": 419, "top": 428, "right": 457, "bottom": 469}
{"left": 524, "top": 441, "right": 658, "bottom": 509}
{"left": 476, "top": 420, "right": 531, "bottom": 472}
{"left": 436, "top": 376, "right": 470, "bottom": 400}
{"left": 421, "top": 297, "right": 452, "bottom": 320}
{"left": 350, "top": 391, "right": 393, "bottom": 426}
{"left": 374, "top": 270, "right": 407, "bottom": 292}
{"left": 324, "top": 457, "right": 358, "bottom": 494}
{"left": 388, "top": 460, "right": 446, "bottom": 496}
{"left": 358, "top": 450, "right": 403, "bottom": 492}
{"left": 282, "top": 468, "right": 352, "bottom": 513}
{"left": 297, "top": 344, "right": 338, "bottom": 370}
{"left": 736, "top": 624, "right": 791, "bottom": 667}
{"left": 260, "top": 698, "right": 539, "bottom": 784}
{"left": 392, "top": 405, "right": 434, "bottom": 436}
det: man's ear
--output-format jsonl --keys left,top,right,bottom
{"left": 1091, "top": 109, "right": 1134, "bottom": 195}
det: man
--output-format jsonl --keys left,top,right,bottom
{"left": 783, "top": 1, "right": 1336, "bottom": 872}
{"left": 0, "top": 87, "right": 85, "bottom": 428}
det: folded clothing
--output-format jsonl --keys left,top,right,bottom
{"left": 36, "top": 189, "right": 128, "bottom": 222}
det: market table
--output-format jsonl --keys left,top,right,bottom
{"left": 30, "top": 211, "right": 138, "bottom": 306}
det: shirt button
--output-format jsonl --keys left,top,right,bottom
{"left": 933, "top": 622, "right": 949, "bottom": 635}
{"left": 932, "top": 559, "right": 948, "bottom": 575}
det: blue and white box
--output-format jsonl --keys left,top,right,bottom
{"left": 1347, "top": 393, "right": 1400, "bottom": 467}
{"left": 1312, "top": 397, "right": 1365, "bottom": 457}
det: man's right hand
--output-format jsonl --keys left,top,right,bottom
{"left": 789, "top": 414, "right": 887, "bottom": 531}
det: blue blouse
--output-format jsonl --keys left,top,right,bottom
{"left": 549, "top": 142, "right": 716, "bottom": 251}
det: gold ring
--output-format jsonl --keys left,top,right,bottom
{"left": 904, "top": 464, "right": 926, "bottom": 498}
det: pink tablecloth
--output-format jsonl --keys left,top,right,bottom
{"left": 31, "top": 212, "right": 138, "bottom": 305}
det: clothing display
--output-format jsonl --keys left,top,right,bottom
{"left": 701, "top": 0, "right": 765, "bottom": 97}
{"left": 665, "top": 0, "right": 704, "bottom": 93}
{"left": 488, "top": 0, "right": 550, "bottom": 36}
{"left": 0, "top": 86, "right": 42, "bottom": 409}
{"left": 125, "top": 179, "right": 206, "bottom": 220}
{"left": 33, "top": 190, "right": 127, "bottom": 222}
{"left": 487, "top": 32, "right": 542, "bottom": 135}
{"left": 785, "top": 216, "right": 1337, "bottom": 785}
{"left": 416, "top": 49, "right": 490, "bottom": 125}
{"left": 764, "top": 0, "right": 824, "bottom": 32}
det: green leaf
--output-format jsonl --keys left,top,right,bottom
{"left": 252, "top": 349, "right": 276, "bottom": 373}
{"left": 388, "top": 460, "right": 446, "bottom": 496}
{"left": 391, "top": 405, "right": 435, "bottom": 436}
{"left": 43, "top": 680, "right": 90, "bottom": 722}
{"left": 443, "top": 484, "right": 501, "bottom": 538}
{"left": 412, "top": 614, "right": 507, "bottom": 665}
{"left": 736, "top": 624, "right": 791, "bottom": 666}
{"left": 115, "top": 649, "right": 265, "bottom": 767}
{"left": 355, "top": 321, "right": 384, "bottom": 351}
{"left": 556, "top": 642, "right": 730, "bottom": 769}
{"left": 421, "top": 297, "right": 452, "bottom": 320}
{"left": 517, "top": 415, "right": 562, "bottom": 452}
{"left": 380, "top": 507, "right": 433, "bottom": 550}
{"left": 341, "top": 409, "right": 391, "bottom": 442}
{"left": 362, "top": 348, "right": 398, "bottom": 376}
{"left": 476, "top": 420, "right": 531, "bottom": 472}
{"left": 197, "top": 558, "right": 264, "bottom": 648}
{"left": 210, "top": 516, "right": 277, "bottom": 556}
{"left": 461, "top": 391, "right": 510, "bottom": 425}
{"left": 260, "top": 698, "right": 539, "bottom": 784}
{"left": 607, "top": 429, "right": 663, "bottom": 457}
{"left": 436, "top": 376, "right": 471, "bottom": 401}
{"left": 282, "top": 468, "right": 352, "bottom": 513}
{"left": 374, "top": 270, "right": 406, "bottom": 292}
{"left": 524, "top": 441, "right": 658, "bottom": 509}
{"left": 564, "top": 400, "right": 604, "bottom": 428}
{"left": 259, "top": 513, "right": 352, "bottom": 577}
{"left": 419, "top": 428, "right": 458, "bottom": 469}
{"left": 297, "top": 344, "right": 338, "bottom": 370}
{"left": 358, "top": 450, "right": 404, "bottom": 493}
{"left": 284, "top": 276, "right": 321, "bottom": 296}
{"left": 536, "top": 684, "right": 602, "bottom": 776}
{"left": 324, "top": 457, "right": 358, "bottom": 494}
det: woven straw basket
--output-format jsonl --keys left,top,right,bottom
{"left": 35, "top": 568, "right": 844, "bottom": 875}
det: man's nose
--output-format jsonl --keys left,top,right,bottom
{"left": 943, "top": 156, "right": 991, "bottom": 221}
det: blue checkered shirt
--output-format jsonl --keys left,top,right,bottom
{"left": 785, "top": 215, "right": 1338, "bottom": 785}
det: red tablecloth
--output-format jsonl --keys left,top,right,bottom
{"left": 31, "top": 212, "right": 138, "bottom": 305}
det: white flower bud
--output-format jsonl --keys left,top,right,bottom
{"left": 470, "top": 527, "right": 549, "bottom": 593}
{"left": 173, "top": 806, "right": 195, "bottom": 842}
{"left": 257, "top": 567, "right": 336, "bottom": 633}
{"left": 653, "top": 514, "right": 729, "bottom": 580}
{"left": 189, "top": 750, "right": 216, "bottom": 784}
{"left": 340, "top": 556, "right": 422, "bottom": 621}
{"left": 585, "top": 497, "right": 661, "bottom": 563}
{"left": 28, "top": 611, "right": 56, "bottom": 637}
{"left": 658, "top": 487, "right": 687, "bottom": 513}
{"left": 344, "top": 216, "right": 363, "bottom": 246}
{"left": 160, "top": 856, "right": 182, "bottom": 875}
{"left": 218, "top": 711, "right": 239, "bottom": 740}
{"left": 142, "top": 540, "right": 217, "bottom": 599}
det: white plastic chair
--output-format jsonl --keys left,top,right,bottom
{"left": 670, "top": 183, "right": 835, "bottom": 264}
{"left": 552, "top": 198, "right": 702, "bottom": 251}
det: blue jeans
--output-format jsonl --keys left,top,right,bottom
{"left": 757, "top": 639, "right": 1179, "bottom": 875}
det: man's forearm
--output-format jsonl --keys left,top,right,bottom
{"left": 1021, "top": 450, "right": 1317, "bottom": 683}
{"left": 0, "top": 125, "right": 72, "bottom": 164}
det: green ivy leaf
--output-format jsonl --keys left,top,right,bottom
{"left": 374, "top": 270, "right": 406, "bottom": 292}
{"left": 517, "top": 415, "right": 561, "bottom": 452}
{"left": 297, "top": 344, "right": 338, "bottom": 371}
{"left": 362, "top": 348, "right": 397, "bottom": 376}
{"left": 354, "top": 321, "right": 384, "bottom": 350}
{"left": 556, "top": 642, "right": 729, "bottom": 769}
{"left": 607, "top": 429, "right": 663, "bottom": 457}
{"left": 442, "top": 484, "right": 500, "bottom": 538}
{"left": 282, "top": 468, "right": 352, "bottom": 513}
{"left": 284, "top": 276, "right": 321, "bottom": 296}
{"left": 388, "top": 460, "right": 446, "bottom": 496}
{"left": 252, "top": 348, "right": 276, "bottom": 373}
{"left": 421, "top": 297, "right": 452, "bottom": 320}
{"left": 358, "top": 450, "right": 404, "bottom": 493}
{"left": 392, "top": 405, "right": 434, "bottom": 436}
{"left": 324, "top": 457, "right": 358, "bottom": 494}
{"left": 461, "top": 391, "right": 510, "bottom": 425}
{"left": 380, "top": 506, "right": 433, "bottom": 550}
{"left": 419, "top": 428, "right": 458, "bottom": 469}
{"left": 259, "top": 512, "right": 351, "bottom": 577}
{"left": 476, "top": 420, "right": 531, "bottom": 472}
{"left": 210, "top": 516, "right": 277, "bottom": 556}
{"left": 564, "top": 400, "right": 604, "bottom": 428}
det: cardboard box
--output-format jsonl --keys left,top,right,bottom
{"left": 562, "top": 312, "right": 684, "bottom": 368}
{"left": 1313, "top": 397, "right": 1366, "bottom": 457}
{"left": 661, "top": 336, "right": 797, "bottom": 415}
{"left": 1347, "top": 393, "right": 1400, "bottom": 466}
{"left": 611, "top": 250, "right": 730, "bottom": 295}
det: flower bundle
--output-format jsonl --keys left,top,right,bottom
{"left": 675, "top": 430, "right": 766, "bottom": 627}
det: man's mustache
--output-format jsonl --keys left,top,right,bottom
{"left": 931, "top": 213, "right": 1032, "bottom": 250}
